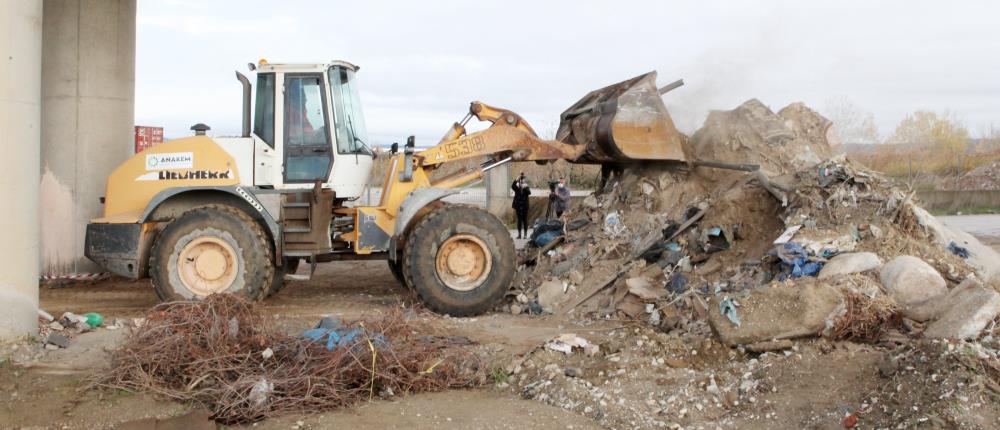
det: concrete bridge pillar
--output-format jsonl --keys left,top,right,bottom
{"left": 0, "top": 0, "right": 43, "bottom": 339}
{"left": 484, "top": 161, "right": 511, "bottom": 219}
{"left": 39, "top": 0, "right": 136, "bottom": 275}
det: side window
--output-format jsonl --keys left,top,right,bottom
{"left": 253, "top": 73, "right": 275, "bottom": 146}
{"left": 285, "top": 76, "right": 328, "bottom": 147}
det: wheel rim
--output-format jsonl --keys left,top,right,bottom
{"left": 177, "top": 236, "right": 239, "bottom": 296}
{"left": 435, "top": 234, "right": 492, "bottom": 292}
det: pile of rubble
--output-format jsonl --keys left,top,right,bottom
{"left": 510, "top": 99, "right": 1000, "bottom": 343}
{"left": 501, "top": 99, "right": 1000, "bottom": 427}
{"left": 939, "top": 160, "right": 1000, "bottom": 191}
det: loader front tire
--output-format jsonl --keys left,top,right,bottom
{"left": 387, "top": 258, "right": 406, "bottom": 288}
{"left": 402, "top": 205, "right": 514, "bottom": 316}
{"left": 150, "top": 205, "right": 273, "bottom": 302}
{"left": 267, "top": 258, "right": 301, "bottom": 297}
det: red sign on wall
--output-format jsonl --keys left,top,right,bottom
{"left": 134, "top": 126, "right": 164, "bottom": 153}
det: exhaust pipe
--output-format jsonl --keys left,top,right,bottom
{"left": 235, "top": 71, "right": 252, "bottom": 138}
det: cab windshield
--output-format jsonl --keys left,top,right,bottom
{"left": 328, "top": 66, "right": 373, "bottom": 156}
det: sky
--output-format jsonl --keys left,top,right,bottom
{"left": 135, "top": 0, "right": 1000, "bottom": 146}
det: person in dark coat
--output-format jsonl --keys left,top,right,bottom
{"left": 511, "top": 173, "right": 531, "bottom": 239}
{"left": 551, "top": 177, "right": 571, "bottom": 218}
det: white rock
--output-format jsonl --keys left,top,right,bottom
{"left": 879, "top": 256, "right": 947, "bottom": 307}
{"left": 818, "top": 252, "right": 882, "bottom": 279}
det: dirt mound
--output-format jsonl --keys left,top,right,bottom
{"left": 688, "top": 99, "right": 834, "bottom": 181}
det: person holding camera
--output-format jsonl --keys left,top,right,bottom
{"left": 511, "top": 172, "right": 532, "bottom": 239}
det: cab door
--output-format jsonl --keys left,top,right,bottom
{"left": 282, "top": 74, "right": 333, "bottom": 183}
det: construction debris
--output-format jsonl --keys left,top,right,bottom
{"left": 509, "top": 98, "right": 1000, "bottom": 346}
{"left": 499, "top": 98, "right": 1000, "bottom": 429}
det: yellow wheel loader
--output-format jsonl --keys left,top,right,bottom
{"left": 85, "top": 59, "right": 693, "bottom": 316}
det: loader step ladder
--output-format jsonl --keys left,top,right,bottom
{"left": 280, "top": 190, "right": 335, "bottom": 282}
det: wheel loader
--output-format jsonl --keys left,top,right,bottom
{"left": 84, "top": 59, "right": 692, "bottom": 316}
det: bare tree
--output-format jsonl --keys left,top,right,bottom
{"left": 979, "top": 123, "right": 1000, "bottom": 151}
{"left": 822, "top": 97, "right": 880, "bottom": 145}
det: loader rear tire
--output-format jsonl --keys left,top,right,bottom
{"left": 402, "top": 205, "right": 514, "bottom": 316}
{"left": 150, "top": 205, "right": 274, "bottom": 302}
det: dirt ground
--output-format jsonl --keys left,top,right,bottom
{"left": 3, "top": 226, "right": 999, "bottom": 429}
{"left": 3, "top": 260, "right": 614, "bottom": 429}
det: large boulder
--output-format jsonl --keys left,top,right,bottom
{"left": 537, "top": 280, "right": 566, "bottom": 313}
{"left": 707, "top": 281, "right": 844, "bottom": 346}
{"left": 818, "top": 252, "right": 882, "bottom": 279}
{"left": 879, "top": 256, "right": 947, "bottom": 307}
{"left": 923, "top": 279, "right": 1000, "bottom": 340}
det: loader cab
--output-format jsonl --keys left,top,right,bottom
{"left": 251, "top": 60, "right": 373, "bottom": 198}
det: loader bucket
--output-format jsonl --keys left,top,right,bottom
{"left": 556, "top": 71, "right": 686, "bottom": 163}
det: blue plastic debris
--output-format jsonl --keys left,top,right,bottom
{"left": 719, "top": 298, "right": 741, "bottom": 327}
{"left": 770, "top": 242, "right": 825, "bottom": 280}
{"left": 947, "top": 241, "right": 970, "bottom": 259}
{"left": 301, "top": 317, "right": 386, "bottom": 351}
{"left": 791, "top": 261, "right": 824, "bottom": 278}
{"left": 533, "top": 231, "right": 561, "bottom": 247}
{"left": 529, "top": 218, "right": 564, "bottom": 246}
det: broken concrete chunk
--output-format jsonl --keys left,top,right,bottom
{"left": 46, "top": 333, "right": 70, "bottom": 349}
{"left": 545, "top": 334, "right": 598, "bottom": 356}
{"left": 912, "top": 206, "right": 1000, "bottom": 283}
{"left": 707, "top": 282, "right": 844, "bottom": 346}
{"left": 551, "top": 259, "right": 575, "bottom": 277}
{"left": 510, "top": 304, "right": 523, "bottom": 315}
{"left": 617, "top": 294, "right": 646, "bottom": 318}
{"left": 818, "top": 252, "right": 883, "bottom": 279}
{"left": 626, "top": 277, "right": 665, "bottom": 301}
{"left": 922, "top": 279, "right": 1000, "bottom": 340}
{"left": 537, "top": 280, "right": 566, "bottom": 312}
{"left": 904, "top": 277, "right": 975, "bottom": 322}
{"left": 879, "top": 256, "right": 947, "bottom": 307}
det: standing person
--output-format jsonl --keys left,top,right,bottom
{"left": 551, "top": 177, "right": 571, "bottom": 218}
{"left": 511, "top": 172, "right": 531, "bottom": 239}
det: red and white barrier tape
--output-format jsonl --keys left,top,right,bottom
{"left": 39, "top": 273, "right": 111, "bottom": 283}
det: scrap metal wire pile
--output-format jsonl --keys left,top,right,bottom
{"left": 92, "top": 294, "right": 485, "bottom": 423}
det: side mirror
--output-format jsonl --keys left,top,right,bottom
{"left": 390, "top": 142, "right": 399, "bottom": 154}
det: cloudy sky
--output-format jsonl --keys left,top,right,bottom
{"left": 136, "top": 0, "right": 1000, "bottom": 145}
